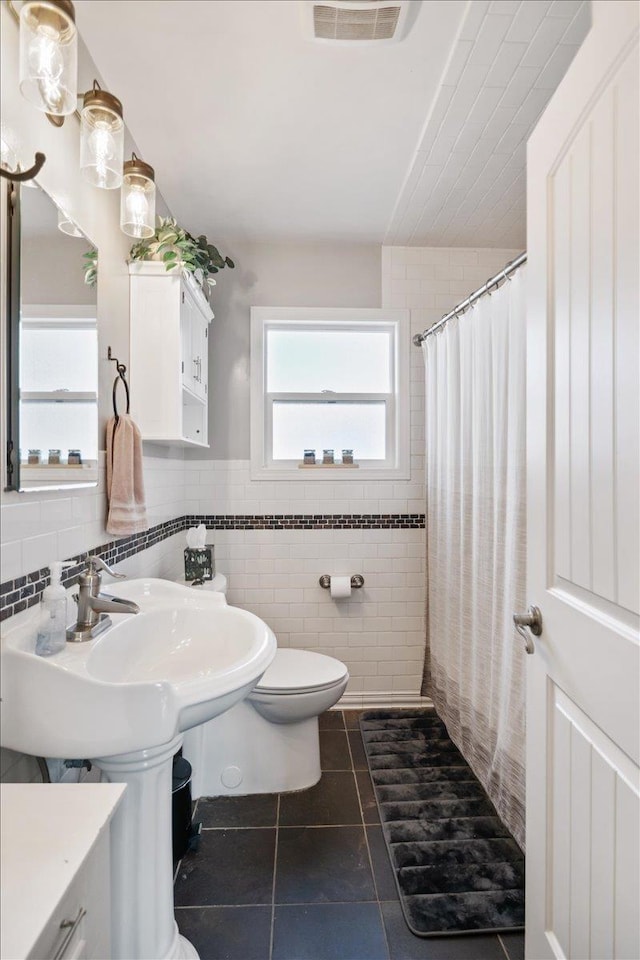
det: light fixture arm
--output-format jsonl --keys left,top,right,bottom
{"left": 0, "top": 152, "right": 46, "bottom": 182}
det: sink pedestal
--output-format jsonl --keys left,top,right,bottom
{"left": 96, "top": 735, "right": 198, "bottom": 960}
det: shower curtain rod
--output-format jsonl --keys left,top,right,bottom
{"left": 412, "top": 251, "right": 527, "bottom": 346}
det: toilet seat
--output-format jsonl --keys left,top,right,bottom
{"left": 252, "top": 649, "right": 348, "bottom": 696}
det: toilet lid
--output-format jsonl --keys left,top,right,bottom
{"left": 255, "top": 649, "right": 348, "bottom": 695}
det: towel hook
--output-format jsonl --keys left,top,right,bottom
{"left": 108, "top": 347, "right": 130, "bottom": 423}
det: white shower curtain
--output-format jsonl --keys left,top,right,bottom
{"left": 421, "top": 268, "right": 527, "bottom": 850}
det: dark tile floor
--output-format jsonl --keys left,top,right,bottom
{"left": 175, "top": 710, "right": 525, "bottom": 960}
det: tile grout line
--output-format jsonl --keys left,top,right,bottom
{"left": 497, "top": 933, "right": 511, "bottom": 960}
{"left": 345, "top": 717, "right": 391, "bottom": 960}
{"left": 200, "top": 822, "right": 370, "bottom": 830}
{"left": 269, "top": 792, "right": 281, "bottom": 960}
{"left": 174, "top": 899, "right": 384, "bottom": 910}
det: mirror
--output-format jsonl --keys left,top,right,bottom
{"left": 5, "top": 180, "right": 98, "bottom": 491}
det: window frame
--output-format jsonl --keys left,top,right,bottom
{"left": 19, "top": 306, "right": 99, "bottom": 462}
{"left": 250, "top": 307, "right": 410, "bottom": 481}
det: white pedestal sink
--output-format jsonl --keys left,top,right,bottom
{"left": 0, "top": 579, "right": 277, "bottom": 960}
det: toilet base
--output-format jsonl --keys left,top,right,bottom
{"left": 183, "top": 699, "right": 321, "bottom": 797}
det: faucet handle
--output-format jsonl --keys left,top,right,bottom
{"left": 86, "top": 556, "right": 126, "bottom": 580}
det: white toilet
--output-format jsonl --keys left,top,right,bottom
{"left": 180, "top": 575, "right": 349, "bottom": 797}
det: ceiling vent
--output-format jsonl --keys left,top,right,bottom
{"left": 303, "top": 1, "right": 412, "bottom": 45}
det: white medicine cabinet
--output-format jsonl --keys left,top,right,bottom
{"left": 129, "top": 262, "right": 213, "bottom": 447}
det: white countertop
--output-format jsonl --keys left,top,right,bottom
{"left": 1, "top": 783, "right": 125, "bottom": 960}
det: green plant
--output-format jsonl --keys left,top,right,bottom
{"left": 83, "top": 247, "right": 98, "bottom": 287}
{"left": 128, "top": 216, "right": 234, "bottom": 286}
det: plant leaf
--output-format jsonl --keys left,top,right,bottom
{"left": 126, "top": 218, "right": 236, "bottom": 281}
{"left": 207, "top": 246, "right": 225, "bottom": 268}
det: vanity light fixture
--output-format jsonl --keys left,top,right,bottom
{"left": 120, "top": 153, "right": 156, "bottom": 238}
{"left": 19, "top": 0, "right": 78, "bottom": 119}
{"left": 80, "top": 81, "right": 124, "bottom": 189}
{"left": 57, "top": 206, "right": 83, "bottom": 237}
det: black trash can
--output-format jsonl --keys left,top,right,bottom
{"left": 172, "top": 754, "right": 195, "bottom": 861}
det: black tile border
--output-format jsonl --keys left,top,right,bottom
{"left": 184, "top": 514, "right": 425, "bottom": 531}
{"left": 0, "top": 513, "right": 425, "bottom": 621}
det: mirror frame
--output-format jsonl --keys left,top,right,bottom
{"left": 4, "top": 180, "right": 99, "bottom": 493}
{"left": 5, "top": 177, "right": 21, "bottom": 492}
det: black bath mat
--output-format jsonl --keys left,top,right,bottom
{"left": 359, "top": 709, "right": 525, "bottom": 936}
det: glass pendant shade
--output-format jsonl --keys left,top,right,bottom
{"left": 80, "top": 84, "right": 124, "bottom": 190}
{"left": 120, "top": 155, "right": 156, "bottom": 238}
{"left": 57, "top": 207, "right": 83, "bottom": 237}
{"left": 1, "top": 138, "right": 17, "bottom": 172}
{"left": 19, "top": 0, "right": 77, "bottom": 116}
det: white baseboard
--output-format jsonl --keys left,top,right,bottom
{"left": 336, "top": 691, "right": 433, "bottom": 710}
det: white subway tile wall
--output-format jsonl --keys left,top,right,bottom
{"left": 182, "top": 494, "right": 427, "bottom": 701}
{"left": 0, "top": 452, "right": 188, "bottom": 584}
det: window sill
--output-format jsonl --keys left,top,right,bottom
{"left": 250, "top": 465, "right": 411, "bottom": 481}
{"left": 297, "top": 462, "right": 359, "bottom": 470}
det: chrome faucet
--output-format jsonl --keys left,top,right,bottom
{"left": 66, "top": 556, "right": 140, "bottom": 642}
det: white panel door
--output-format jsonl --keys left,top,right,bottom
{"left": 526, "top": 3, "right": 639, "bottom": 959}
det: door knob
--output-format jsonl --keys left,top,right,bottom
{"left": 513, "top": 605, "right": 542, "bottom": 655}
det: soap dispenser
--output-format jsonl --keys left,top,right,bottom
{"left": 35, "top": 561, "right": 71, "bottom": 656}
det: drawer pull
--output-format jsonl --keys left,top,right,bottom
{"left": 53, "top": 907, "right": 86, "bottom": 960}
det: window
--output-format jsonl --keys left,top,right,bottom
{"left": 20, "top": 309, "right": 98, "bottom": 464}
{"left": 250, "top": 307, "right": 410, "bottom": 479}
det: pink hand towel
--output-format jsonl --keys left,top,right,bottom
{"left": 106, "top": 414, "right": 148, "bottom": 535}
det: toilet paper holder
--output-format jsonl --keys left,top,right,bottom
{"left": 319, "top": 574, "right": 364, "bottom": 589}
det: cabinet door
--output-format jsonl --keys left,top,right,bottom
{"left": 180, "top": 289, "right": 192, "bottom": 394}
{"left": 180, "top": 288, "right": 196, "bottom": 395}
{"left": 191, "top": 311, "right": 208, "bottom": 402}
{"left": 181, "top": 285, "right": 210, "bottom": 401}
{"left": 29, "top": 830, "right": 111, "bottom": 960}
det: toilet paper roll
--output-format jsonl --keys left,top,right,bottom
{"left": 330, "top": 575, "right": 351, "bottom": 599}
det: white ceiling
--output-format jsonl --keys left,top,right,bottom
{"left": 75, "top": 0, "right": 590, "bottom": 248}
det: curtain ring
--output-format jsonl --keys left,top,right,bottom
{"left": 503, "top": 257, "right": 517, "bottom": 282}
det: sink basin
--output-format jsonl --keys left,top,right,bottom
{"left": 0, "top": 578, "right": 276, "bottom": 759}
